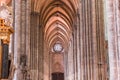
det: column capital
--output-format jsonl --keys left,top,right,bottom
{"left": 0, "top": 18, "right": 14, "bottom": 45}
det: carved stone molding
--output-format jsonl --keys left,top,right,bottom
{"left": 0, "top": 18, "right": 13, "bottom": 44}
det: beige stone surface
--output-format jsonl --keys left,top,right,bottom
{"left": 3, "top": 0, "right": 120, "bottom": 80}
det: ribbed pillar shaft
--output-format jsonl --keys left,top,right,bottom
{"left": 105, "top": 0, "right": 120, "bottom": 80}
{"left": 73, "top": 26, "right": 77, "bottom": 80}
{"left": 95, "top": 0, "right": 107, "bottom": 80}
{"left": 63, "top": 0, "right": 107, "bottom": 80}
{"left": 30, "top": 12, "right": 42, "bottom": 80}
{"left": 66, "top": 39, "right": 74, "bottom": 80}
{"left": 67, "top": 0, "right": 107, "bottom": 80}
{"left": 66, "top": 14, "right": 80, "bottom": 80}
{"left": 43, "top": 42, "right": 50, "bottom": 80}
{"left": 64, "top": 50, "right": 68, "bottom": 80}
{"left": 13, "top": 0, "right": 31, "bottom": 80}
{"left": 38, "top": 25, "right": 44, "bottom": 80}
{"left": 79, "top": 0, "right": 107, "bottom": 80}
{"left": 76, "top": 13, "right": 81, "bottom": 80}
{"left": 13, "top": 0, "right": 22, "bottom": 79}
{"left": 26, "top": 0, "right": 31, "bottom": 70}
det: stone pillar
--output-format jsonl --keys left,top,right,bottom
{"left": 43, "top": 42, "right": 49, "bottom": 80}
{"left": 73, "top": 25, "right": 77, "bottom": 80}
{"left": 13, "top": 0, "right": 31, "bottom": 80}
{"left": 38, "top": 25, "right": 44, "bottom": 80}
{"left": 66, "top": 0, "right": 107, "bottom": 80}
{"left": 105, "top": 0, "right": 120, "bottom": 80}
{"left": 79, "top": 0, "right": 99, "bottom": 80}
{"left": 64, "top": 50, "right": 68, "bottom": 80}
{"left": 95, "top": 1, "right": 107, "bottom": 80}
{"left": 30, "top": 12, "right": 41, "bottom": 80}
{"left": 26, "top": 0, "right": 31, "bottom": 70}
{"left": 67, "top": 38, "right": 74, "bottom": 80}
{"left": 75, "top": 0, "right": 107, "bottom": 80}
{"left": 13, "top": 0, "right": 22, "bottom": 79}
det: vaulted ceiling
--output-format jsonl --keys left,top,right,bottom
{"left": 32, "top": 0, "right": 79, "bottom": 50}
{"left": 0, "top": 0, "right": 79, "bottom": 51}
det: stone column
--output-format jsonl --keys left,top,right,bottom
{"left": 73, "top": 25, "right": 77, "bottom": 80}
{"left": 64, "top": 50, "right": 68, "bottom": 80}
{"left": 79, "top": 0, "right": 98, "bottom": 80}
{"left": 38, "top": 25, "right": 44, "bottom": 80}
{"left": 43, "top": 42, "right": 50, "bottom": 80}
{"left": 105, "top": 0, "right": 120, "bottom": 80}
{"left": 76, "top": 0, "right": 107, "bottom": 80}
{"left": 95, "top": 0, "right": 107, "bottom": 80}
{"left": 26, "top": 0, "right": 31, "bottom": 70}
{"left": 13, "top": 0, "right": 22, "bottom": 80}
{"left": 67, "top": 38, "right": 74, "bottom": 80}
{"left": 30, "top": 12, "right": 41, "bottom": 80}
{"left": 13, "top": 0, "right": 31, "bottom": 80}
